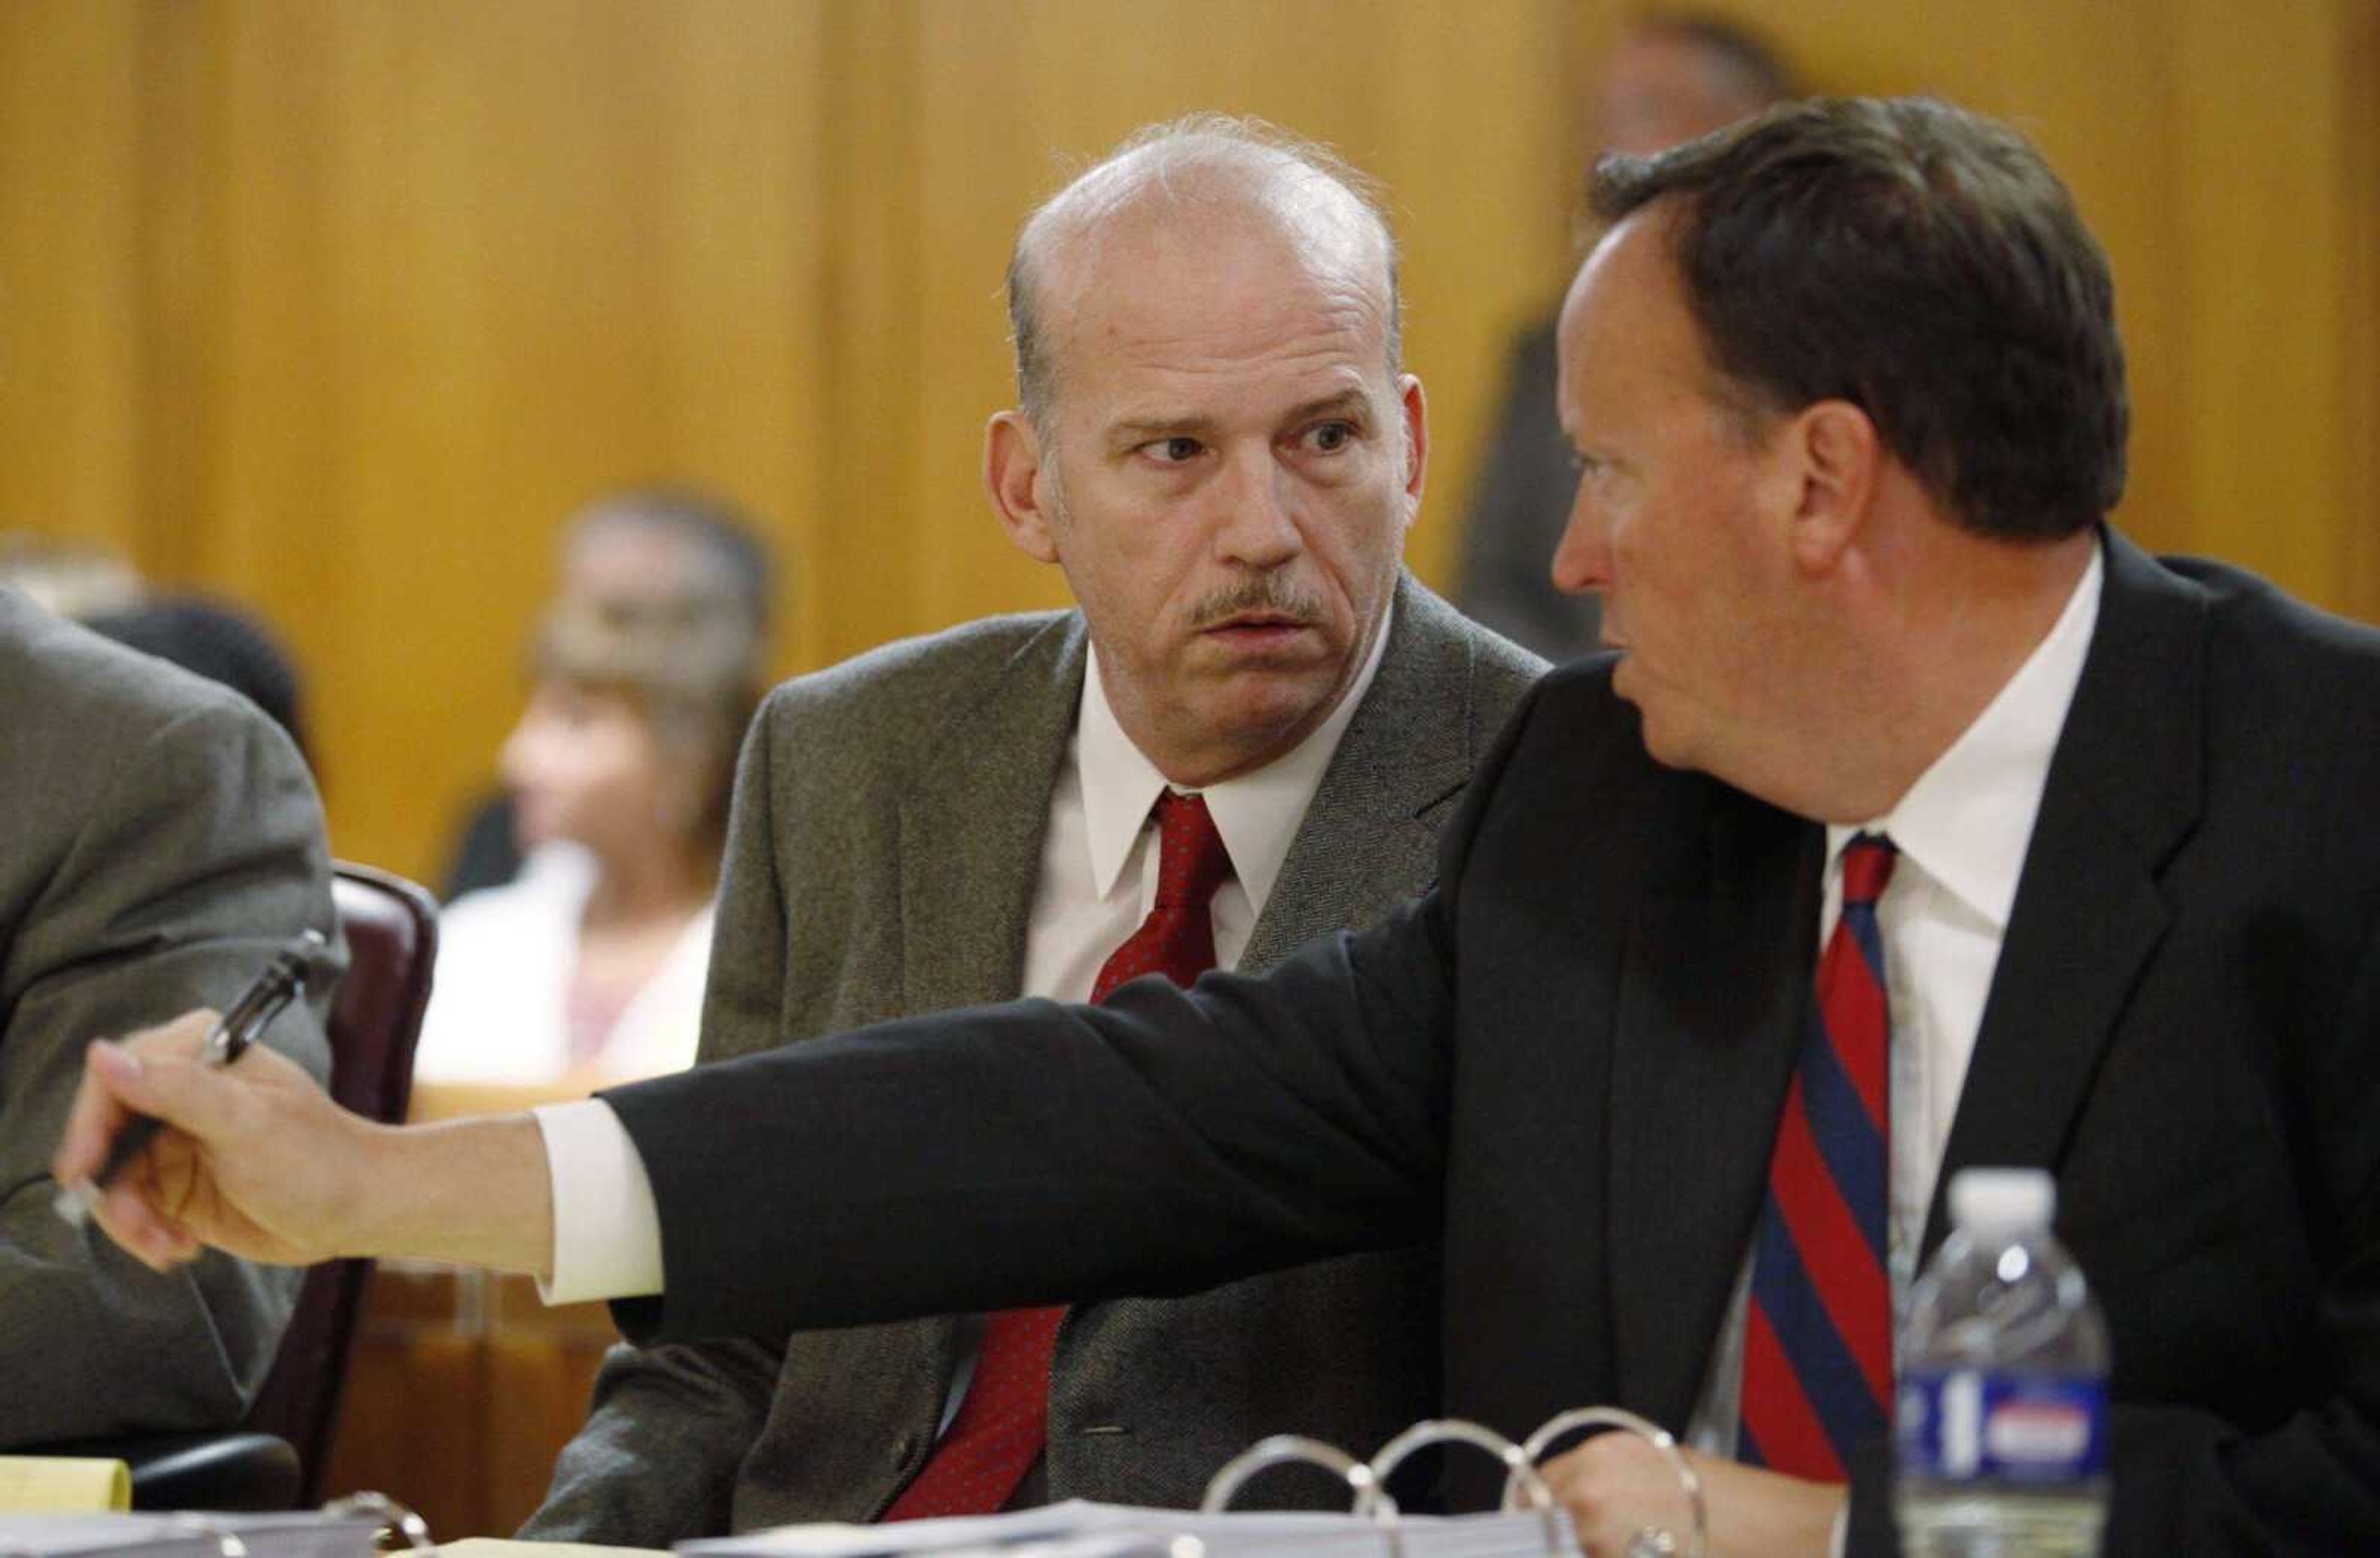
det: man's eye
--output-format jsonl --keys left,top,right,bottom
{"left": 1145, "top": 436, "right": 1204, "bottom": 464}
{"left": 1306, "top": 421, "right": 1356, "bottom": 453}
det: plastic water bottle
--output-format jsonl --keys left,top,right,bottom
{"left": 1895, "top": 1167, "right": 2110, "bottom": 1556}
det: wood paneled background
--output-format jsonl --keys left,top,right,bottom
{"left": 3, "top": 0, "right": 2374, "bottom": 883}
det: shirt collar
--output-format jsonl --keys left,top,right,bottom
{"left": 1828, "top": 541, "right": 2104, "bottom": 929}
{"left": 1077, "top": 597, "right": 1397, "bottom": 916}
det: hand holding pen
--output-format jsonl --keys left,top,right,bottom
{"left": 55, "top": 929, "right": 330, "bottom": 1228}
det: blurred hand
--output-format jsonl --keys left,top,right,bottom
{"left": 51, "top": 1011, "right": 376, "bottom": 1272}
{"left": 1538, "top": 1434, "right": 1842, "bottom": 1558}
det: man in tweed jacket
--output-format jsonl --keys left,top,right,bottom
{"left": 523, "top": 117, "right": 1543, "bottom": 1542}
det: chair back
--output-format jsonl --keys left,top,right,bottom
{"left": 243, "top": 861, "right": 438, "bottom": 1503}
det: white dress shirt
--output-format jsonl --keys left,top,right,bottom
{"left": 535, "top": 605, "right": 1394, "bottom": 1304}
{"left": 1685, "top": 542, "right": 2105, "bottom": 1461}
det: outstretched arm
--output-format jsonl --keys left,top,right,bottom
{"left": 53, "top": 1018, "right": 554, "bottom": 1280}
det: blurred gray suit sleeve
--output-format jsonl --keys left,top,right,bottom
{"left": 0, "top": 692, "right": 336, "bottom": 1447}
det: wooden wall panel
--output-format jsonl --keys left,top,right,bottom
{"left": 2169, "top": 0, "right": 2361, "bottom": 597}
{"left": 0, "top": 0, "right": 2373, "bottom": 882}
{"left": 160, "top": 0, "right": 832, "bottom": 869}
{"left": 2348, "top": 0, "right": 2380, "bottom": 627}
{"left": 0, "top": 2, "right": 143, "bottom": 560}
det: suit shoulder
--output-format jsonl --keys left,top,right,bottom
{"left": 0, "top": 591, "right": 286, "bottom": 776}
{"left": 743, "top": 614, "right": 1080, "bottom": 795}
{"left": 754, "top": 611, "right": 1077, "bottom": 736}
{"left": 1393, "top": 577, "right": 1548, "bottom": 725}
{"left": 2162, "top": 554, "right": 2380, "bottom": 709}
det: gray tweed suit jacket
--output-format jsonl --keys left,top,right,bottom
{"left": 525, "top": 576, "right": 1543, "bottom": 1543}
{"left": 0, "top": 586, "right": 337, "bottom": 1446}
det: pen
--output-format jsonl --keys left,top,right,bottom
{"left": 55, "top": 929, "right": 330, "bottom": 1228}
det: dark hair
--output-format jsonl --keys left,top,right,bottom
{"left": 84, "top": 595, "right": 310, "bottom": 761}
{"left": 1590, "top": 95, "right": 2128, "bottom": 540}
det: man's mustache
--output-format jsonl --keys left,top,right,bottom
{"left": 1191, "top": 578, "right": 1326, "bottom": 631}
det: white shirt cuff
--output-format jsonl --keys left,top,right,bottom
{"left": 531, "top": 1100, "right": 664, "bottom": 1304}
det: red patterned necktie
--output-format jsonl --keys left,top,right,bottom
{"left": 1739, "top": 833, "right": 1897, "bottom": 1482}
{"left": 880, "top": 791, "right": 1233, "bottom": 1520}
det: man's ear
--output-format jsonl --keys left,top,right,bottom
{"left": 1397, "top": 373, "right": 1429, "bottom": 523}
{"left": 985, "top": 410, "right": 1060, "bottom": 564}
{"left": 1777, "top": 398, "right": 1881, "bottom": 574}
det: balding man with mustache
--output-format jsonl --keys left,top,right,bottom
{"left": 506, "top": 116, "right": 1543, "bottom": 1543}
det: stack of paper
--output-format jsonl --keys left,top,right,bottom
{"left": 0, "top": 1458, "right": 131, "bottom": 1514}
{"left": 0, "top": 1512, "right": 388, "bottom": 1558}
{"left": 679, "top": 1498, "right": 1577, "bottom": 1558}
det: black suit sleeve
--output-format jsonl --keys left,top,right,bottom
{"left": 2089, "top": 911, "right": 2380, "bottom": 1554}
{"left": 604, "top": 885, "right": 1459, "bottom": 1348}
{"left": 599, "top": 667, "right": 1563, "bottom": 1352}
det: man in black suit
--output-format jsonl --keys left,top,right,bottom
{"left": 60, "top": 97, "right": 2380, "bottom": 1554}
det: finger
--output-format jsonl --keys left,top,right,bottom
{"left": 52, "top": 1039, "right": 146, "bottom": 1187}
{"left": 52, "top": 1009, "right": 219, "bottom": 1185}
{"left": 89, "top": 1179, "right": 200, "bottom": 1273}
{"left": 118, "top": 1007, "right": 222, "bottom": 1059}
{"left": 87, "top": 1038, "right": 262, "bottom": 1149}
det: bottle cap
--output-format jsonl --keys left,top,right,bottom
{"left": 1948, "top": 1166, "right": 2056, "bottom": 1232}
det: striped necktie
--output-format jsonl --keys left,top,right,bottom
{"left": 1740, "top": 832, "right": 1897, "bottom": 1481}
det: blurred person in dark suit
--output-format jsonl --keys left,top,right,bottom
{"left": 1455, "top": 12, "right": 1795, "bottom": 660}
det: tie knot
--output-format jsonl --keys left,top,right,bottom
{"left": 1840, "top": 833, "right": 1897, "bottom": 908}
{"left": 1150, "top": 791, "right": 1232, "bottom": 908}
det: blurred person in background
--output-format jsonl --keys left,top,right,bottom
{"left": 1454, "top": 11, "right": 1796, "bottom": 660}
{"left": 438, "top": 495, "right": 774, "bottom": 900}
{"left": 412, "top": 490, "right": 772, "bottom": 1089}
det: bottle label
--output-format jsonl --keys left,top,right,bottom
{"left": 1896, "top": 1369, "right": 2108, "bottom": 1483}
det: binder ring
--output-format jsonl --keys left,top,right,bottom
{"left": 320, "top": 1492, "right": 433, "bottom": 1551}
{"left": 1502, "top": 1407, "right": 1706, "bottom": 1558}
{"left": 1199, "top": 1433, "right": 1398, "bottom": 1521}
{"left": 159, "top": 1516, "right": 247, "bottom": 1558}
{"left": 1368, "top": 1419, "right": 1566, "bottom": 1558}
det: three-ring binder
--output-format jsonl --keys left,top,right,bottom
{"left": 1199, "top": 1410, "right": 1706, "bottom": 1558}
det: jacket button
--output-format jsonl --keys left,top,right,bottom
{"left": 893, "top": 1433, "right": 917, "bottom": 1463}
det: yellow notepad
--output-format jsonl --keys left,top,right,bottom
{"left": 0, "top": 1458, "right": 131, "bottom": 1513}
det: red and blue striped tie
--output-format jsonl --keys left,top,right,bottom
{"left": 1740, "top": 833, "right": 1897, "bottom": 1482}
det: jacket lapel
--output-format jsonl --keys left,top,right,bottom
{"left": 897, "top": 616, "right": 1087, "bottom": 1015}
{"left": 1922, "top": 530, "right": 2206, "bottom": 1260}
{"left": 1247, "top": 577, "right": 1478, "bottom": 968}
{"left": 1606, "top": 783, "right": 1823, "bottom": 1428}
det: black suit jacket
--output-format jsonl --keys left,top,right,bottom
{"left": 609, "top": 531, "right": 2380, "bottom": 1554}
